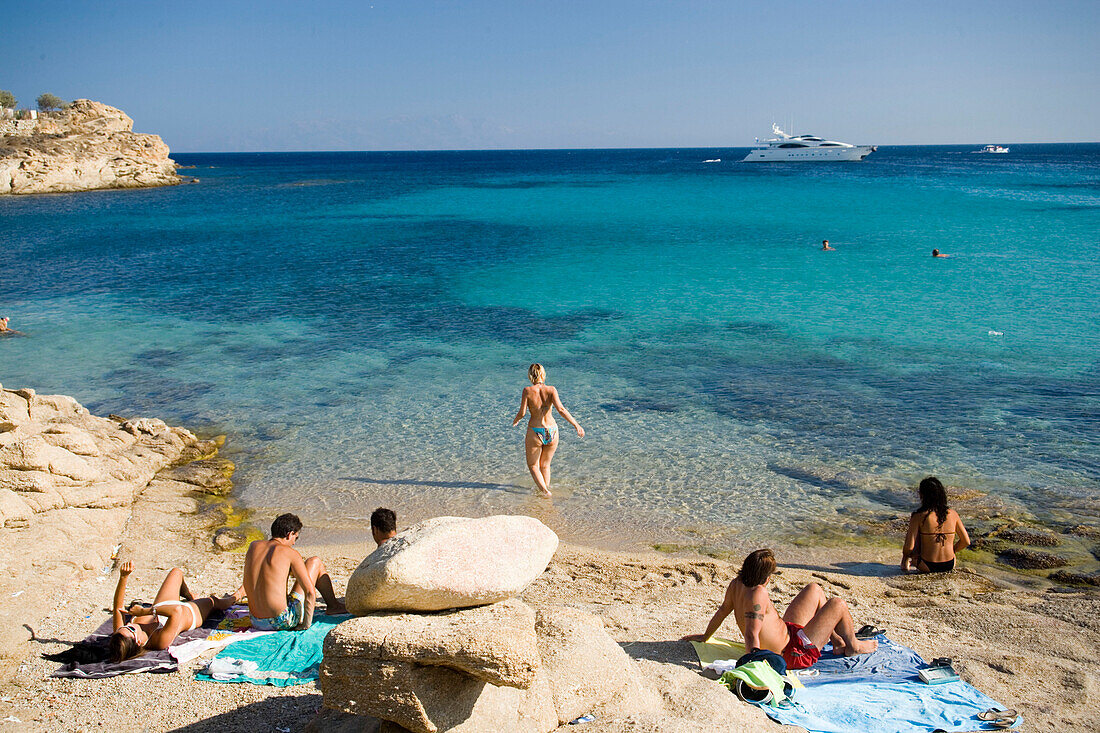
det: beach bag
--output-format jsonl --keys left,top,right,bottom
{"left": 719, "top": 660, "right": 795, "bottom": 707}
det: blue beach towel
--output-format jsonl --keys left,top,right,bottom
{"left": 195, "top": 612, "right": 350, "bottom": 687}
{"left": 757, "top": 636, "right": 1021, "bottom": 732}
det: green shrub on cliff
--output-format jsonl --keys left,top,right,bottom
{"left": 36, "top": 93, "right": 67, "bottom": 111}
{"left": 0, "top": 90, "right": 15, "bottom": 109}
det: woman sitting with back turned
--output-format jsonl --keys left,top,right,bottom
{"left": 902, "top": 476, "right": 971, "bottom": 573}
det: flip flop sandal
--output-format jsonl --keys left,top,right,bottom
{"left": 977, "top": 708, "right": 1018, "bottom": 722}
{"left": 988, "top": 718, "right": 1019, "bottom": 730}
{"left": 855, "top": 624, "right": 886, "bottom": 639}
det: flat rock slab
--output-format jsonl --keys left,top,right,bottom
{"left": 346, "top": 515, "right": 558, "bottom": 612}
{"left": 324, "top": 599, "right": 539, "bottom": 688}
{"left": 320, "top": 657, "right": 557, "bottom": 733}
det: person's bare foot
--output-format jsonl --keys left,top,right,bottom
{"left": 538, "top": 487, "right": 552, "bottom": 498}
{"left": 326, "top": 599, "right": 348, "bottom": 615}
{"left": 845, "top": 639, "right": 878, "bottom": 657}
{"left": 831, "top": 640, "right": 847, "bottom": 656}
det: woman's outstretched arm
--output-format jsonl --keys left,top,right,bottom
{"left": 511, "top": 390, "right": 529, "bottom": 427}
{"left": 551, "top": 388, "right": 585, "bottom": 437}
{"left": 112, "top": 561, "right": 134, "bottom": 632}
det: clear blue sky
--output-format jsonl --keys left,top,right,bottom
{"left": 5, "top": 0, "right": 1098, "bottom": 151}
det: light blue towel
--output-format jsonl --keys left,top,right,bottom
{"left": 759, "top": 636, "right": 1021, "bottom": 733}
{"left": 195, "top": 612, "right": 350, "bottom": 687}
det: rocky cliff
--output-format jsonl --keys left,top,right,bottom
{"left": 0, "top": 99, "right": 180, "bottom": 195}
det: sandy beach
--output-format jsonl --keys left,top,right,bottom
{"left": 2, "top": 449, "right": 1098, "bottom": 732}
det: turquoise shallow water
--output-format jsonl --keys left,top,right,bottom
{"left": 2, "top": 146, "right": 1098, "bottom": 548}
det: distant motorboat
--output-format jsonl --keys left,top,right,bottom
{"left": 703, "top": 159, "right": 721, "bottom": 163}
{"left": 974, "top": 144, "right": 1009, "bottom": 154}
{"left": 743, "top": 124, "right": 875, "bottom": 162}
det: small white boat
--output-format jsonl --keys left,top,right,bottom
{"left": 743, "top": 124, "right": 875, "bottom": 162}
{"left": 974, "top": 144, "right": 1009, "bottom": 154}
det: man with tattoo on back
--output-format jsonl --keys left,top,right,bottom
{"left": 682, "top": 549, "right": 877, "bottom": 669}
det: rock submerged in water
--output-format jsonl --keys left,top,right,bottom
{"left": 998, "top": 527, "right": 1060, "bottom": 547}
{"left": 0, "top": 99, "right": 180, "bottom": 195}
{"left": 998, "top": 547, "right": 1069, "bottom": 570}
{"left": 158, "top": 457, "right": 235, "bottom": 495}
{"left": 1049, "top": 570, "right": 1100, "bottom": 587}
{"left": 345, "top": 515, "right": 559, "bottom": 613}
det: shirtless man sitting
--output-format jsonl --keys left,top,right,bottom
{"left": 370, "top": 507, "right": 397, "bottom": 547}
{"left": 243, "top": 513, "right": 345, "bottom": 631}
{"left": 683, "top": 548, "right": 877, "bottom": 669}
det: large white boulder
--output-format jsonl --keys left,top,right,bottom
{"left": 346, "top": 515, "right": 558, "bottom": 613}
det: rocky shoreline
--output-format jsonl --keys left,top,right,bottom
{"left": 742, "top": 462, "right": 1100, "bottom": 588}
{"left": 0, "top": 100, "right": 180, "bottom": 195}
{"left": 1, "top": 388, "right": 1098, "bottom": 731}
{"left": 0, "top": 385, "right": 244, "bottom": 678}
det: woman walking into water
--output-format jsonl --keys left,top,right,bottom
{"left": 512, "top": 363, "right": 584, "bottom": 496}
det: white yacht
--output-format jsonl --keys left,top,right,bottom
{"left": 974, "top": 144, "right": 1009, "bottom": 154}
{"left": 742, "top": 124, "right": 876, "bottom": 162}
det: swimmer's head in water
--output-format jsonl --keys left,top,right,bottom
{"left": 528, "top": 363, "right": 546, "bottom": 384}
{"left": 932, "top": 249, "right": 940, "bottom": 256}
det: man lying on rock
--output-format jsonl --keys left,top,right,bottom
{"left": 682, "top": 548, "right": 877, "bottom": 669}
{"left": 243, "top": 513, "right": 346, "bottom": 631}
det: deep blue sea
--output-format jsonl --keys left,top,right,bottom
{"left": 2, "top": 145, "right": 1098, "bottom": 548}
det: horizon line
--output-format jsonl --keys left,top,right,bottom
{"left": 172, "top": 141, "right": 1100, "bottom": 155}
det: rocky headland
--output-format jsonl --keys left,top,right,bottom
{"left": 0, "top": 100, "right": 180, "bottom": 195}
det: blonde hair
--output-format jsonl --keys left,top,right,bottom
{"left": 528, "top": 363, "right": 546, "bottom": 384}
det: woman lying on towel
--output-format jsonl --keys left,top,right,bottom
{"left": 901, "top": 476, "right": 971, "bottom": 574}
{"left": 108, "top": 561, "right": 242, "bottom": 663}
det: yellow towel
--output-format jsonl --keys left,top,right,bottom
{"left": 690, "top": 637, "right": 746, "bottom": 666}
{"left": 689, "top": 637, "right": 804, "bottom": 689}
